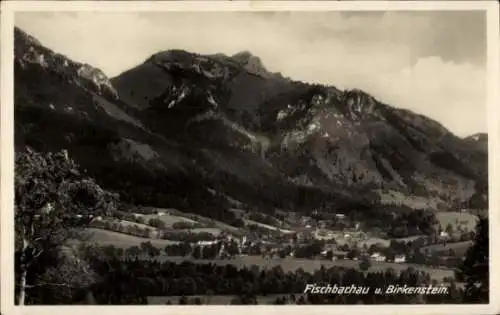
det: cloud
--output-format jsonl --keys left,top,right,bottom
{"left": 373, "top": 57, "right": 486, "bottom": 136}
{"left": 14, "top": 11, "right": 486, "bottom": 137}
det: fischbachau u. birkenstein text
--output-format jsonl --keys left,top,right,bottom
{"left": 304, "top": 284, "right": 449, "bottom": 295}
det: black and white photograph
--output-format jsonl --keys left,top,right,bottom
{"left": 1, "top": 1, "right": 499, "bottom": 313}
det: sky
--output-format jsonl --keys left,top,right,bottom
{"left": 15, "top": 11, "right": 487, "bottom": 137}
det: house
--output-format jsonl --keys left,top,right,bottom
{"left": 197, "top": 240, "right": 219, "bottom": 246}
{"left": 331, "top": 250, "right": 348, "bottom": 260}
{"left": 335, "top": 214, "right": 346, "bottom": 219}
{"left": 394, "top": 254, "right": 406, "bottom": 263}
{"left": 440, "top": 231, "right": 450, "bottom": 238}
{"left": 370, "top": 252, "right": 387, "bottom": 262}
{"left": 157, "top": 211, "right": 165, "bottom": 216}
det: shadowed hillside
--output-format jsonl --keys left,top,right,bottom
{"left": 14, "top": 27, "right": 488, "bottom": 228}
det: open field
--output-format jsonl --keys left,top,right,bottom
{"left": 207, "top": 219, "right": 243, "bottom": 235}
{"left": 244, "top": 219, "right": 295, "bottom": 234}
{"left": 421, "top": 241, "right": 473, "bottom": 256}
{"left": 130, "top": 208, "right": 243, "bottom": 234}
{"left": 157, "top": 255, "right": 455, "bottom": 281}
{"left": 115, "top": 219, "right": 158, "bottom": 230}
{"left": 393, "top": 235, "right": 427, "bottom": 243}
{"left": 377, "top": 189, "right": 440, "bottom": 209}
{"left": 160, "top": 208, "right": 243, "bottom": 234}
{"left": 435, "top": 212, "right": 478, "bottom": 231}
{"left": 188, "top": 228, "right": 223, "bottom": 236}
{"left": 81, "top": 228, "right": 178, "bottom": 248}
{"left": 139, "top": 213, "right": 198, "bottom": 228}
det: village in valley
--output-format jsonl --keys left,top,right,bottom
{"left": 83, "top": 202, "right": 481, "bottom": 283}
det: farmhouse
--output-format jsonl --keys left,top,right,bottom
{"left": 440, "top": 231, "right": 449, "bottom": 238}
{"left": 370, "top": 252, "right": 387, "bottom": 262}
{"left": 197, "top": 240, "right": 219, "bottom": 246}
{"left": 394, "top": 254, "right": 406, "bottom": 263}
{"left": 331, "top": 250, "right": 348, "bottom": 260}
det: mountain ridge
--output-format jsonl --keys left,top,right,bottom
{"left": 13, "top": 26, "right": 489, "bottom": 228}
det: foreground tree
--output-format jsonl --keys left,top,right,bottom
{"left": 455, "top": 217, "right": 489, "bottom": 303}
{"left": 15, "top": 148, "right": 119, "bottom": 305}
{"left": 31, "top": 247, "right": 98, "bottom": 304}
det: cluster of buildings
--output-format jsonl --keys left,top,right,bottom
{"left": 323, "top": 249, "right": 407, "bottom": 264}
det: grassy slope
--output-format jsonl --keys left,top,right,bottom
{"left": 81, "top": 228, "right": 179, "bottom": 248}
{"left": 421, "top": 241, "right": 473, "bottom": 256}
{"left": 435, "top": 212, "right": 478, "bottom": 231}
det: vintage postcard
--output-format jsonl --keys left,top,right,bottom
{"left": 1, "top": 1, "right": 499, "bottom": 315}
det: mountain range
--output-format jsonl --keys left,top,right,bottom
{"left": 13, "top": 27, "right": 488, "bottom": 225}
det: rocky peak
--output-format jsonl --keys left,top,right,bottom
{"left": 231, "top": 51, "right": 254, "bottom": 63}
{"left": 231, "top": 50, "right": 270, "bottom": 78}
{"left": 149, "top": 49, "right": 234, "bottom": 83}
{"left": 339, "top": 88, "right": 378, "bottom": 121}
{"left": 465, "top": 133, "right": 487, "bottom": 143}
{"left": 76, "top": 64, "right": 118, "bottom": 99}
{"left": 14, "top": 27, "right": 118, "bottom": 100}
{"left": 14, "top": 27, "right": 43, "bottom": 51}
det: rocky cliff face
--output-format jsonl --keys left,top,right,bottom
{"left": 14, "top": 27, "right": 488, "bottom": 224}
{"left": 15, "top": 28, "right": 119, "bottom": 101}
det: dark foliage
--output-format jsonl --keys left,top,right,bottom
{"left": 456, "top": 217, "right": 489, "bottom": 303}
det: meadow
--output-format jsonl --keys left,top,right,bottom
{"left": 244, "top": 219, "right": 295, "bottom": 234}
{"left": 187, "top": 228, "right": 224, "bottom": 235}
{"left": 81, "top": 228, "right": 179, "bottom": 248}
{"left": 435, "top": 212, "right": 478, "bottom": 231}
{"left": 140, "top": 213, "right": 197, "bottom": 228}
{"left": 421, "top": 240, "right": 473, "bottom": 256}
{"left": 392, "top": 235, "right": 427, "bottom": 243}
{"left": 147, "top": 209, "right": 243, "bottom": 234}
{"left": 115, "top": 219, "right": 158, "bottom": 230}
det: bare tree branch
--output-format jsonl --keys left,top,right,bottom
{"left": 20, "top": 282, "right": 76, "bottom": 289}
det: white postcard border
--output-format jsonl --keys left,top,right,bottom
{"left": 1, "top": 1, "right": 499, "bottom": 315}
